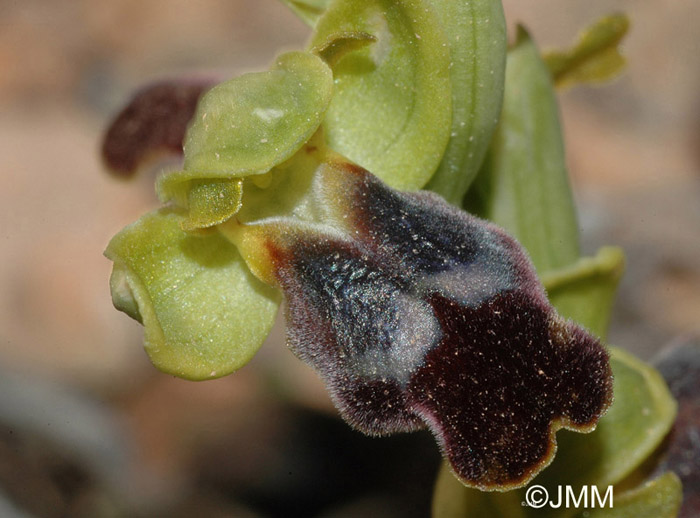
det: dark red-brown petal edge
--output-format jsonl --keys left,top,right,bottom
{"left": 102, "top": 79, "right": 216, "bottom": 177}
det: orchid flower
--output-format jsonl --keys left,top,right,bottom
{"left": 101, "top": 0, "right": 627, "bottom": 493}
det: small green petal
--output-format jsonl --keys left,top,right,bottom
{"left": 545, "top": 13, "right": 630, "bottom": 89}
{"left": 157, "top": 176, "right": 243, "bottom": 231}
{"left": 465, "top": 28, "right": 580, "bottom": 273}
{"left": 183, "top": 180, "right": 242, "bottom": 230}
{"left": 543, "top": 246, "right": 626, "bottom": 341}
{"left": 583, "top": 472, "right": 682, "bottom": 518}
{"left": 311, "top": 0, "right": 452, "bottom": 190}
{"left": 182, "top": 50, "right": 333, "bottom": 178}
{"left": 105, "top": 208, "right": 281, "bottom": 380}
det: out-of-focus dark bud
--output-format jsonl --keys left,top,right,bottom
{"left": 101, "top": 79, "right": 215, "bottom": 177}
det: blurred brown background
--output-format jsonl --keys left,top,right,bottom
{"left": 0, "top": 1, "right": 698, "bottom": 516}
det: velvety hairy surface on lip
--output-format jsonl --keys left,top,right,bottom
{"left": 267, "top": 235, "right": 427, "bottom": 435}
{"left": 410, "top": 292, "right": 612, "bottom": 489}
{"left": 253, "top": 163, "right": 612, "bottom": 490}
{"left": 102, "top": 80, "right": 214, "bottom": 176}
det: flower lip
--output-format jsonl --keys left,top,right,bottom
{"left": 232, "top": 161, "right": 613, "bottom": 489}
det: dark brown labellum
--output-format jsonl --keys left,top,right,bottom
{"left": 254, "top": 163, "right": 613, "bottom": 490}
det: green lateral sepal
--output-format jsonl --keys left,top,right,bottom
{"left": 105, "top": 208, "right": 281, "bottom": 380}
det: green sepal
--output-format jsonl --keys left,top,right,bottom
{"left": 581, "top": 472, "right": 682, "bottom": 518}
{"left": 424, "top": 0, "right": 507, "bottom": 204}
{"left": 545, "top": 13, "right": 630, "bottom": 89}
{"left": 310, "top": 0, "right": 452, "bottom": 190}
{"left": 181, "top": 50, "right": 333, "bottom": 179}
{"left": 157, "top": 176, "right": 243, "bottom": 231}
{"left": 105, "top": 208, "right": 281, "bottom": 380}
{"left": 543, "top": 246, "right": 625, "bottom": 340}
{"left": 465, "top": 27, "right": 579, "bottom": 273}
{"left": 578, "top": 471, "right": 683, "bottom": 518}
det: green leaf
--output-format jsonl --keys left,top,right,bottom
{"left": 180, "top": 50, "right": 333, "bottom": 179}
{"left": 543, "top": 246, "right": 625, "bottom": 340}
{"left": 431, "top": 347, "right": 678, "bottom": 518}
{"left": 545, "top": 13, "right": 629, "bottom": 88}
{"left": 310, "top": 0, "right": 452, "bottom": 190}
{"left": 105, "top": 208, "right": 281, "bottom": 380}
{"left": 578, "top": 472, "right": 682, "bottom": 518}
{"left": 278, "top": 0, "right": 333, "bottom": 27}
{"left": 424, "top": 0, "right": 507, "bottom": 205}
{"left": 465, "top": 28, "right": 579, "bottom": 273}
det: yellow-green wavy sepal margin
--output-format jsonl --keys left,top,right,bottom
{"left": 105, "top": 208, "right": 281, "bottom": 380}
{"left": 310, "top": 0, "right": 452, "bottom": 191}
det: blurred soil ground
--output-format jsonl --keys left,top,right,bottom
{"left": 0, "top": 1, "right": 698, "bottom": 516}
